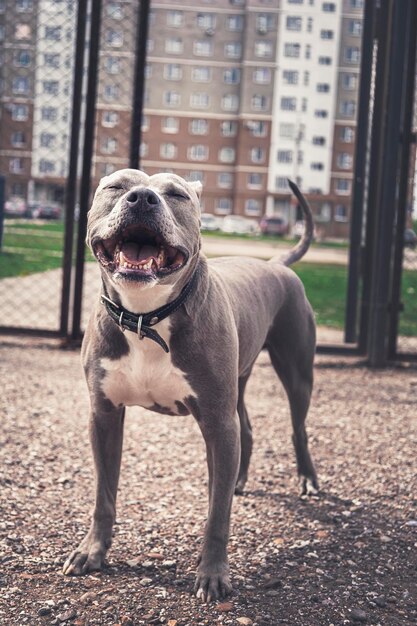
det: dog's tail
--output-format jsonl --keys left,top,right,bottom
{"left": 273, "top": 180, "right": 314, "bottom": 267}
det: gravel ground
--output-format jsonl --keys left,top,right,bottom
{"left": 0, "top": 337, "right": 416, "bottom": 626}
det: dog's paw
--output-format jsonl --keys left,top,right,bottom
{"left": 62, "top": 537, "right": 108, "bottom": 576}
{"left": 300, "top": 475, "right": 319, "bottom": 497}
{"left": 194, "top": 562, "right": 232, "bottom": 603}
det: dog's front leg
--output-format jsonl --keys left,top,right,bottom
{"left": 194, "top": 410, "right": 240, "bottom": 603}
{"left": 63, "top": 406, "right": 125, "bottom": 575}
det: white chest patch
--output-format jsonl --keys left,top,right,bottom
{"left": 100, "top": 319, "right": 194, "bottom": 415}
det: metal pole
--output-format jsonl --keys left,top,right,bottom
{"left": 71, "top": 0, "right": 103, "bottom": 341}
{"left": 358, "top": 0, "right": 391, "bottom": 355}
{"left": 129, "top": 0, "right": 151, "bottom": 169}
{"left": 344, "top": 0, "right": 376, "bottom": 344}
{"left": 388, "top": 0, "right": 417, "bottom": 358}
{"left": 368, "top": 0, "right": 409, "bottom": 366}
{"left": 0, "top": 176, "right": 5, "bottom": 250}
{"left": 59, "top": 0, "right": 88, "bottom": 337}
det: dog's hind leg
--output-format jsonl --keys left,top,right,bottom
{"left": 266, "top": 314, "right": 318, "bottom": 496}
{"left": 235, "top": 374, "right": 253, "bottom": 495}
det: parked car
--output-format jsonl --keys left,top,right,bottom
{"left": 200, "top": 212, "right": 222, "bottom": 232}
{"left": 28, "top": 203, "right": 62, "bottom": 219}
{"left": 221, "top": 215, "right": 259, "bottom": 235}
{"left": 4, "top": 197, "right": 27, "bottom": 217}
{"left": 259, "top": 216, "right": 288, "bottom": 236}
{"left": 404, "top": 228, "right": 417, "bottom": 248}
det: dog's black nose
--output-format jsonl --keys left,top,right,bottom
{"left": 125, "top": 188, "right": 160, "bottom": 209}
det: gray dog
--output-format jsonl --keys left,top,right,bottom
{"left": 63, "top": 169, "right": 318, "bottom": 602}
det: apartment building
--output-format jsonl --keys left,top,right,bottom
{"left": 0, "top": 0, "right": 365, "bottom": 237}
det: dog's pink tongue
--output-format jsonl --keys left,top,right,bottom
{"left": 120, "top": 242, "right": 158, "bottom": 263}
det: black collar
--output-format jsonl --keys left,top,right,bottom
{"left": 101, "top": 271, "right": 197, "bottom": 353}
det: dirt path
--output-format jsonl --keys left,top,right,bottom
{"left": 0, "top": 338, "right": 416, "bottom": 626}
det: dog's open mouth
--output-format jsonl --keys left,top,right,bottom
{"left": 93, "top": 225, "right": 187, "bottom": 279}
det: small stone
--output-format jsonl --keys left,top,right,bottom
{"left": 375, "top": 596, "right": 386, "bottom": 608}
{"left": 38, "top": 607, "right": 52, "bottom": 616}
{"left": 126, "top": 559, "right": 140, "bottom": 568}
{"left": 263, "top": 578, "right": 282, "bottom": 590}
{"left": 167, "top": 621, "right": 178, "bottom": 626}
{"left": 142, "top": 560, "right": 154, "bottom": 569}
{"left": 350, "top": 608, "right": 367, "bottom": 623}
{"left": 236, "top": 618, "right": 253, "bottom": 625}
{"left": 217, "top": 601, "right": 234, "bottom": 612}
{"left": 57, "top": 608, "right": 77, "bottom": 623}
{"left": 380, "top": 535, "right": 392, "bottom": 543}
{"left": 121, "top": 617, "right": 134, "bottom": 626}
{"left": 265, "top": 590, "right": 279, "bottom": 597}
{"left": 79, "top": 591, "right": 96, "bottom": 604}
{"left": 161, "top": 560, "right": 176, "bottom": 568}
{"left": 140, "top": 577, "right": 153, "bottom": 587}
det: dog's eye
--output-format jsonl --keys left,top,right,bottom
{"left": 105, "top": 185, "right": 123, "bottom": 191}
{"left": 165, "top": 190, "right": 189, "bottom": 200}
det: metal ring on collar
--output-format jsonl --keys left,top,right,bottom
{"left": 137, "top": 315, "right": 144, "bottom": 339}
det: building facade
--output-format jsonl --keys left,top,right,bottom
{"left": 0, "top": 0, "right": 366, "bottom": 237}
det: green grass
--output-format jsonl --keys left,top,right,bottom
{"left": 1, "top": 219, "right": 416, "bottom": 336}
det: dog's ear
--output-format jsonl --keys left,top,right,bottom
{"left": 189, "top": 180, "right": 203, "bottom": 200}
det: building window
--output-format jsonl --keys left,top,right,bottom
{"left": 322, "top": 2, "right": 336, "bottom": 11}
{"left": 10, "top": 157, "right": 24, "bottom": 173}
{"left": 162, "top": 117, "right": 179, "bottom": 134}
{"left": 224, "top": 68, "right": 240, "bottom": 84}
{"left": 277, "top": 150, "right": 293, "bottom": 163}
{"left": 227, "top": 15, "right": 244, "bottom": 31}
{"left": 166, "top": 38, "right": 183, "bottom": 54}
{"left": 43, "top": 53, "right": 60, "bottom": 68}
{"left": 11, "top": 183, "right": 25, "bottom": 196}
{"left": 284, "top": 43, "right": 300, "bottom": 58}
{"left": 107, "top": 2, "right": 124, "bottom": 19}
{"left": 245, "top": 199, "right": 262, "bottom": 216}
{"left": 337, "top": 153, "right": 353, "bottom": 169}
{"left": 190, "top": 119, "right": 209, "bottom": 135}
{"left": 276, "top": 177, "right": 289, "bottom": 190}
{"left": 283, "top": 70, "right": 299, "bottom": 85}
{"left": 286, "top": 16, "right": 302, "bottom": 31}
{"left": 317, "top": 83, "right": 330, "bottom": 93}
{"left": 105, "top": 56, "right": 120, "bottom": 74}
{"left": 164, "top": 64, "right": 182, "bottom": 80}
{"left": 350, "top": 0, "right": 364, "bottom": 7}
{"left": 225, "top": 42, "right": 241, "bottom": 58}
{"left": 320, "top": 30, "right": 334, "bottom": 39}
{"left": 221, "top": 121, "right": 237, "bottom": 136}
{"left": 106, "top": 29, "right": 123, "bottom": 46}
{"left": 253, "top": 67, "right": 271, "bottom": 84}
{"left": 281, "top": 97, "right": 297, "bottom": 111}
{"left": 218, "top": 172, "right": 233, "bottom": 188}
{"left": 192, "top": 66, "right": 211, "bottom": 82}
{"left": 335, "top": 179, "right": 350, "bottom": 195}
{"left": 248, "top": 173, "right": 262, "bottom": 188}
{"left": 319, "top": 56, "right": 332, "bottom": 65}
{"left": 14, "top": 50, "right": 31, "bottom": 66}
{"left": 160, "top": 143, "right": 177, "bottom": 159}
{"left": 197, "top": 13, "right": 216, "bottom": 30}
{"left": 40, "top": 132, "right": 56, "bottom": 148}
{"left": 314, "top": 109, "right": 328, "bottom": 118}
{"left": 226, "top": 15, "right": 243, "bottom": 32}
{"left": 248, "top": 121, "right": 267, "bottom": 137}
{"left": 342, "top": 73, "right": 357, "bottom": 90}
{"left": 340, "top": 100, "right": 356, "bottom": 117}
{"left": 39, "top": 159, "right": 55, "bottom": 174}
{"left": 40, "top": 106, "right": 57, "bottom": 121}
{"left": 335, "top": 204, "right": 348, "bottom": 221}
{"left": 102, "top": 111, "right": 119, "bottom": 127}
{"left": 279, "top": 123, "right": 295, "bottom": 138}
{"left": 250, "top": 147, "right": 265, "bottom": 164}
{"left": 305, "top": 44, "right": 311, "bottom": 59}
{"left": 215, "top": 198, "right": 232, "bottom": 215}
{"left": 317, "top": 203, "right": 331, "bottom": 222}
{"left": 251, "top": 95, "right": 268, "bottom": 111}
{"left": 167, "top": 10, "right": 183, "bottom": 27}
{"left": 104, "top": 84, "right": 119, "bottom": 100}
{"left": 304, "top": 71, "right": 310, "bottom": 86}
{"left": 194, "top": 40, "right": 212, "bottom": 56}
{"left": 189, "top": 171, "right": 204, "bottom": 183}
{"left": 255, "top": 41, "right": 273, "bottom": 57}
{"left": 311, "top": 162, "right": 324, "bottom": 170}
{"left": 340, "top": 127, "right": 354, "bottom": 142}
{"left": 307, "top": 17, "right": 313, "bottom": 32}
{"left": 312, "top": 136, "right": 326, "bottom": 145}
{"left": 16, "top": 0, "right": 33, "bottom": 10}
{"left": 44, "top": 26, "right": 60, "bottom": 40}
{"left": 349, "top": 19, "right": 362, "bottom": 36}
{"left": 102, "top": 138, "right": 117, "bottom": 154}
{"left": 164, "top": 91, "right": 181, "bottom": 106}
{"left": 345, "top": 47, "right": 360, "bottom": 63}
{"left": 257, "top": 14, "right": 274, "bottom": 33}
{"left": 12, "top": 77, "right": 30, "bottom": 94}
{"left": 11, "top": 131, "right": 25, "bottom": 147}
{"left": 191, "top": 92, "right": 210, "bottom": 108}
{"left": 221, "top": 94, "right": 239, "bottom": 111}
{"left": 188, "top": 145, "right": 209, "bottom": 161}
{"left": 219, "top": 147, "right": 235, "bottom": 163}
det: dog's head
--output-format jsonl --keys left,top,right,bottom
{"left": 88, "top": 169, "right": 202, "bottom": 291}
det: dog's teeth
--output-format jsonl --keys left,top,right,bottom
{"left": 123, "top": 262, "right": 128, "bottom": 268}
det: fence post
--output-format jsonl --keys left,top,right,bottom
{"left": 0, "top": 176, "right": 4, "bottom": 250}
